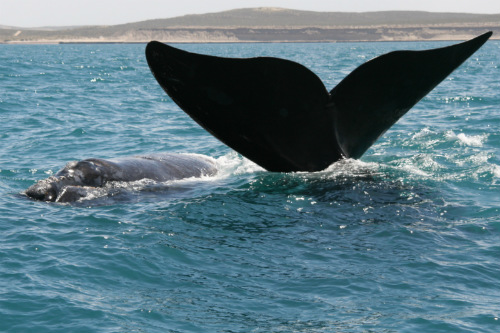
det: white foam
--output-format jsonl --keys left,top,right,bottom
{"left": 466, "top": 152, "right": 491, "bottom": 165}
{"left": 493, "top": 165, "right": 500, "bottom": 178}
{"left": 411, "top": 127, "right": 434, "bottom": 140}
{"left": 457, "top": 133, "right": 487, "bottom": 147}
{"left": 320, "top": 158, "right": 382, "bottom": 179}
{"left": 214, "top": 151, "right": 264, "bottom": 177}
{"left": 445, "top": 130, "right": 487, "bottom": 147}
{"left": 396, "top": 163, "right": 431, "bottom": 178}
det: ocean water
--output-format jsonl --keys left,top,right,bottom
{"left": 0, "top": 39, "right": 499, "bottom": 333}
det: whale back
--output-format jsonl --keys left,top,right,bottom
{"left": 25, "top": 153, "right": 217, "bottom": 202}
{"left": 69, "top": 153, "right": 217, "bottom": 183}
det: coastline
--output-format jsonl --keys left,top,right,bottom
{"left": 2, "top": 8, "right": 499, "bottom": 45}
{"left": 2, "top": 25, "right": 498, "bottom": 45}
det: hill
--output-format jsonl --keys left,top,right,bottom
{"left": 1, "top": 8, "right": 498, "bottom": 43}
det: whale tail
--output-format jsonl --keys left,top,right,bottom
{"left": 329, "top": 31, "right": 492, "bottom": 159}
{"left": 146, "top": 32, "right": 492, "bottom": 172}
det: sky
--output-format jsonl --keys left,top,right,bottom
{"left": 1, "top": 0, "right": 500, "bottom": 28}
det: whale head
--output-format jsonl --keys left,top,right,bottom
{"left": 25, "top": 176, "right": 61, "bottom": 202}
{"left": 25, "top": 160, "right": 105, "bottom": 202}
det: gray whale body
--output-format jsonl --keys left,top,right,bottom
{"left": 25, "top": 153, "right": 217, "bottom": 202}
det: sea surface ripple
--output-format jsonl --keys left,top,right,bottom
{"left": 0, "top": 40, "right": 499, "bottom": 332}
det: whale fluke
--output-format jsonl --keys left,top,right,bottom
{"left": 330, "top": 31, "right": 492, "bottom": 160}
{"left": 146, "top": 32, "right": 492, "bottom": 172}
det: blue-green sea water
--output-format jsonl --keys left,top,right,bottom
{"left": 1, "top": 40, "right": 499, "bottom": 333}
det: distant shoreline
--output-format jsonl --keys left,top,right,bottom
{"left": 2, "top": 37, "right": 497, "bottom": 45}
{"left": 1, "top": 8, "right": 498, "bottom": 44}
{"left": 2, "top": 27, "right": 497, "bottom": 45}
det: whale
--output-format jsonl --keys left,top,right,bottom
{"left": 146, "top": 31, "right": 492, "bottom": 172}
{"left": 25, "top": 153, "right": 217, "bottom": 202}
{"left": 26, "top": 32, "right": 491, "bottom": 202}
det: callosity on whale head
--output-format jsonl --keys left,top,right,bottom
{"left": 25, "top": 176, "right": 61, "bottom": 202}
{"left": 25, "top": 160, "right": 109, "bottom": 202}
